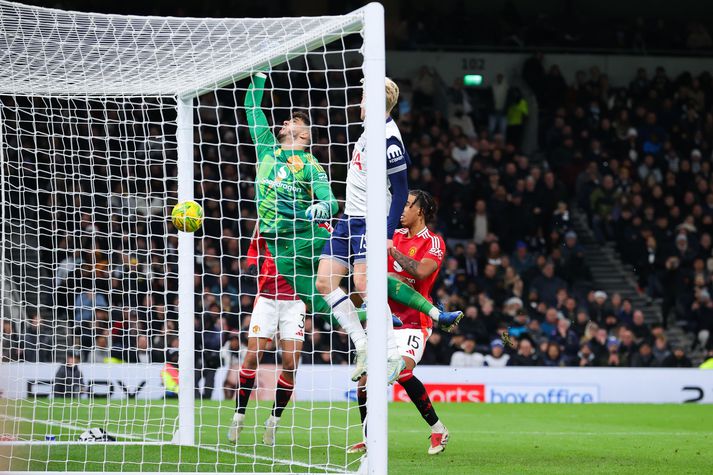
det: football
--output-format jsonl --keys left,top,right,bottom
{"left": 171, "top": 200, "right": 203, "bottom": 232}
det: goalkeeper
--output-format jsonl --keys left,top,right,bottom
{"left": 244, "top": 72, "right": 337, "bottom": 322}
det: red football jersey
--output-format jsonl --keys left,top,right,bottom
{"left": 387, "top": 227, "right": 445, "bottom": 329}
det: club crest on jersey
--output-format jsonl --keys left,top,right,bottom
{"left": 287, "top": 155, "right": 304, "bottom": 173}
{"left": 252, "top": 325, "right": 260, "bottom": 333}
{"left": 409, "top": 247, "right": 417, "bottom": 257}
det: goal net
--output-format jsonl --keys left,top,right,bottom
{"left": 0, "top": 1, "right": 388, "bottom": 473}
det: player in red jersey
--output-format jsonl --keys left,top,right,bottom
{"left": 349, "top": 190, "right": 458, "bottom": 455}
{"left": 228, "top": 227, "right": 310, "bottom": 445}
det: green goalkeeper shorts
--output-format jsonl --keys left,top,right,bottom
{"left": 265, "top": 225, "right": 332, "bottom": 317}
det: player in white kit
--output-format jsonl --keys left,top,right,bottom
{"left": 315, "top": 78, "right": 462, "bottom": 384}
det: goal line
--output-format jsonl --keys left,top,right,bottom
{"left": 0, "top": 413, "right": 353, "bottom": 473}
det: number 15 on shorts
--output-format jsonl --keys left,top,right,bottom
{"left": 396, "top": 329, "right": 431, "bottom": 364}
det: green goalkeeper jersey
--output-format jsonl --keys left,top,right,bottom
{"left": 245, "top": 74, "right": 338, "bottom": 236}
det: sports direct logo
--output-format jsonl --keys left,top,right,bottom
{"left": 393, "top": 383, "right": 485, "bottom": 403}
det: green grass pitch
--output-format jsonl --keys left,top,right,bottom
{"left": 4, "top": 399, "right": 713, "bottom": 474}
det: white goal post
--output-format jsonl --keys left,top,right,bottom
{"left": 0, "top": 0, "right": 387, "bottom": 473}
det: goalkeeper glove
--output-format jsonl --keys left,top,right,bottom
{"left": 305, "top": 202, "right": 331, "bottom": 223}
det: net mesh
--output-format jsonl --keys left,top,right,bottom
{"left": 0, "top": 1, "right": 369, "bottom": 472}
{"left": 0, "top": 0, "right": 363, "bottom": 96}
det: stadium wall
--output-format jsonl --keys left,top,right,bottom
{"left": 1, "top": 363, "right": 711, "bottom": 404}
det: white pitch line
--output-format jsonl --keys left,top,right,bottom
{"left": 0, "top": 414, "right": 347, "bottom": 472}
{"left": 204, "top": 427, "right": 711, "bottom": 437}
{"left": 0, "top": 414, "right": 150, "bottom": 441}
{"left": 0, "top": 440, "right": 168, "bottom": 446}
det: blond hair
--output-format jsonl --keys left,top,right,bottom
{"left": 361, "top": 77, "right": 400, "bottom": 114}
{"left": 385, "top": 77, "right": 399, "bottom": 114}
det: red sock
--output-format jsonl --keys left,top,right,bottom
{"left": 236, "top": 368, "right": 256, "bottom": 414}
{"left": 272, "top": 374, "right": 295, "bottom": 418}
{"left": 398, "top": 370, "right": 438, "bottom": 426}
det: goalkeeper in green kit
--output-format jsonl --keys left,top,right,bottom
{"left": 244, "top": 72, "right": 461, "bottom": 384}
{"left": 244, "top": 72, "right": 338, "bottom": 318}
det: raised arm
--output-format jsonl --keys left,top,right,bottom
{"left": 386, "top": 136, "right": 410, "bottom": 238}
{"left": 244, "top": 73, "right": 278, "bottom": 157}
{"left": 387, "top": 168, "right": 408, "bottom": 238}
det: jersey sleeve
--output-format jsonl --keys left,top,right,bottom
{"left": 304, "top": 154, "right": 339, "bottom": 217}
{"left": 425, "top": 235, "right": 446, "bottom": 266}
{"left": 387, "top": 168, "right": 408, "bottom": 238}
{"left": 386, "top": 136, "right": 409, "bottom": 175}
{"left": 244, "top": 74, "right": 278, "bottom": 160}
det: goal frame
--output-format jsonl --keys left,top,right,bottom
{"left": 0, "top": 1, "right": 388, "bottom": 474}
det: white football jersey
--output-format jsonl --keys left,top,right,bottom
{"left": 344, "top": 118, "right": 409, "bottom": 217}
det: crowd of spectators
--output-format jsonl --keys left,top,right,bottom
{"left": 4, "top": 53, "right": 713, "bottom": 390}
{"left": 525, "top": 55, "right": 713, "bottom": 355}
{"left": 384, "top": 60, "right": 712, "bottom": 368}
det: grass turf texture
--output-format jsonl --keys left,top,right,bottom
{"left": 4, "top": 399, "right": 713, "bottom": 474}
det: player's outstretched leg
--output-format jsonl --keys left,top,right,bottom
{"left": 397, "top": 368, "right": 449, "bottom": 454}
{"left": 387, "top": 276, "right": 463, "bottom": 331}
{"left": 316, "top": 256, "right": 368, "bottom": 381}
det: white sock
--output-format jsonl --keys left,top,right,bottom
{"left": 233, "top": 412, "right": 245, "bottom": 422}
{"left": 428, "top": 307, "right": 440, "bottom": 322}
{"left": 325, "top": 288, "right": 367, "bottom": 348}
{"left": 430, "top": 420, "right": 445, "bottom": 433}
{"left": 386, "top": 307, "right": 399, "bottom": 359}
{"left": 266, "top": 415, "right": 280, "bottom": 426}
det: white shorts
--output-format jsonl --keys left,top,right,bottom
{"left": 248, "top": 297, "right": 306, "bottom": 342}
{"left": 395, "top": 327, "right": 432, "bottom": 365}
